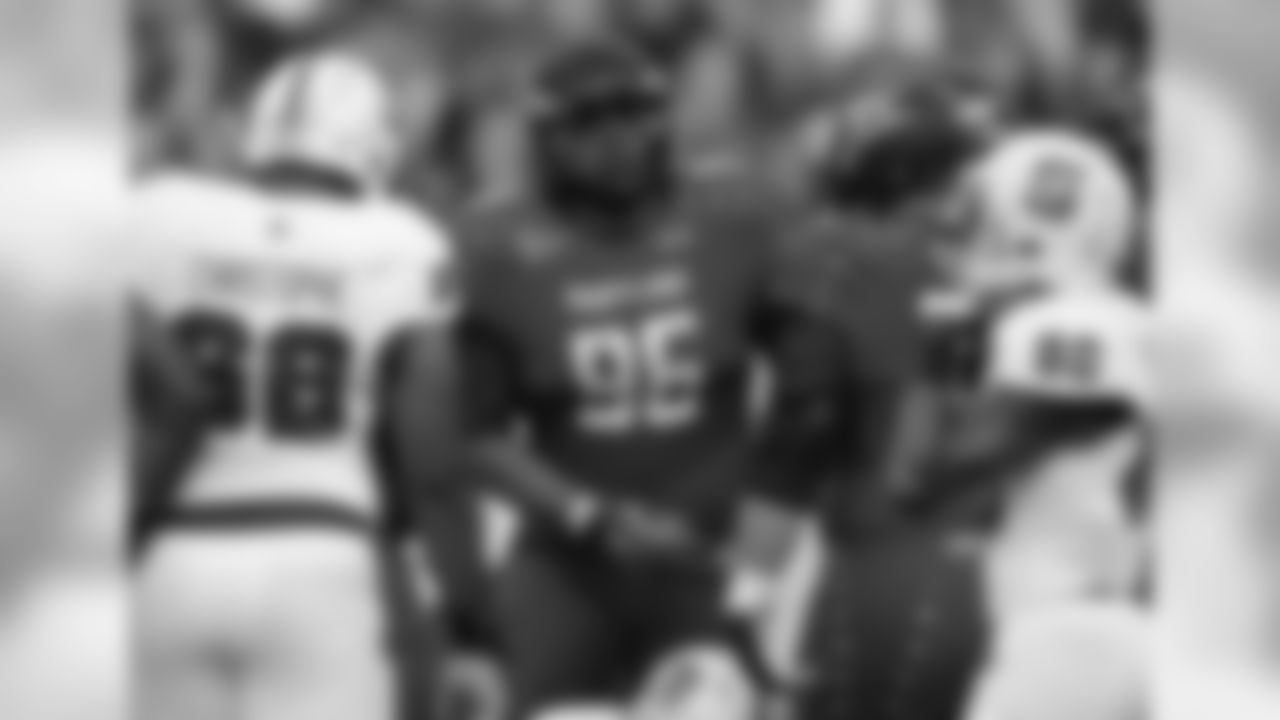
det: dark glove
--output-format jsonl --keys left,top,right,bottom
{"left": 606, "top": 502, "right": 706, "bottom": 562}
{"left": 443, "top": 598, "right": 504, "bottom": 658}
{"left": 570, "top": 497, "right": 703, "bottom": 563}
{"left": 434, "top": 652, "right": 509, "bottom": 720}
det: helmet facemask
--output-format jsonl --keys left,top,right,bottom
{"left": 530, "top": 42, "right": 675, "bottom": 222}
{"left": 534, "top": 99, "right": 672, "bottom": 218}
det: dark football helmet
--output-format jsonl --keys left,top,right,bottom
{"left": 811, "top": 80, "right": 981, "bottom": 216}
{"left": 529, "top": 39, "right": 675, "bottom": 219}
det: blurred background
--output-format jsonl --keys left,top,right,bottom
{"left": 0, "top": 0, "right": 1277, "bottom": 718}
{"left": 131, "top": 0, "right": 1152, "bottom": 210}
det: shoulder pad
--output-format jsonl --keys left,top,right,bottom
{"left": 127, "top": 173, "right": 250, "bottom": 297}
{"left": 132, "top": 172, "right": 246, "bottom": 223}
{"left": 368, "top": 199, "right": 460, "bottom": 322}
{"left": 987, "top": 288, "right": 1150, "bottom": 404}
{"left": 368, "top": 199, "right": 453, "bottom": 259}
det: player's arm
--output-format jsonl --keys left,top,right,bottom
{"left": 717, "top": 208, "right": 872, "bottom": 624}
{"left": 125, "top": 186, "right": 210, "bottom": 558}
{"left": 450, "top": 211, "right": 625, "bottom": 540}
{"left": 391, "top": 323, "right": 501, "bottom": 649}
{"left": 385, "top": 239, "right": 497, "bottom": 652}
{"left": 456, "top": 225, "right": 697, "bottom": 559}
{"left": 749, "top": 314, "right": 856, "bottom": 506}
{"left": 128, "top": 297, "right": 208, "bottom": 558}
{"left": 741, "top": 213, "right": 866, "bottom": 514}
{"left": 463, "top": 313, "right": 707, "bottom": 563}
{"left": 458, "top": 309, "right": 603, "bottom": 537}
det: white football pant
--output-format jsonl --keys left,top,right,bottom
{"left": 135, "top": 529, "right": 393, "bottom": 720}
{"left": 964, "top": 603, "right": 1149, "bottom": 720}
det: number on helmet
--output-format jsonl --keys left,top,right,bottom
{"left": 1026, "top": 156, "right": 1085, "bottom": 223}
{"left": 963, "top": 129, "right": 1138, "bottom": 288}
{"left": 1036, "top": 331, "right": 1102, "bottom": 385}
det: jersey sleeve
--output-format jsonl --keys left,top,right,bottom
{"left": 452, "top": 211, "right": 526, "bottom": 433}
{"left": 986, "top": 293, "right": 1150, "bottom": 407}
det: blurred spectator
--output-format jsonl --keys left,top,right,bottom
{"left": 0, "top": 0, "right": 120, "bottom": 132}
{"left": 136, "top": 0, "right": 1148, "bottom": 213}
{"left": 136, "top": 0, "right": 439, "bottom": 173}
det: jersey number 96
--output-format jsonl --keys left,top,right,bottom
{"left": 172, "top": 310, "right": 351, "bottom": 438}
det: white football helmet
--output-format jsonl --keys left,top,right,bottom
{"left": 630, "top": 645, "right": 758, "bottom": 720}
{"left": 243, "top": 51, "right": 398, "bottom": 191}
{"left": 232, "top": 0, "right": 344, "bottom": 34}
{"left": 949, "top": 128, "right": 1139, "bottom": 295}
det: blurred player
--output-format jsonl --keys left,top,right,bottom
{"left": 927, "top": 129, "right": 1151, "bottom": 720}
{"left": 458, "top": 39, "right": 838, "bottom": 719}
{"left": 130, "top": 51, "right": 467, "bottom": 720}
{"left": 769, "top": 81, "right": 995, "bottom": 720}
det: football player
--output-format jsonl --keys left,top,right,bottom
{"left": 768, "top": 81, "right": 996, "bottom": 720}
{"left": 130, "top": 51, "right": 473, "bottom": 720}
{"left": 917, "top": 128, "right": 1152, "bottom": 720}
{"left": 457, "top": 39, "right": 839, "bottom": 719}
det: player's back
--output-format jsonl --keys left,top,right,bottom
{"left": 988, "top": 285, "right": 1149, "bottom": 403}
{"left": 135, "top": 173, "right": 446, "bottom": 522}
{"left": 984, "top": 284, "right": 1151, "bottom": 613}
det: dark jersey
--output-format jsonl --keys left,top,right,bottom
{"left": 459, "top": 191, "right": 807, "bottom": 522}
{"left": 790, "top": 210, "right": 940, "bottom": 381}
{"left": 775, "top": 208, "right": 942, "bottom": 534}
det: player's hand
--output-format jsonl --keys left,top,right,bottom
{"left": 434, "top": 652, "right": 509, "bottom": 720}
{"left": 563, "top": 494, "right": 703, "bottom": 562}
{"left": 602, "top": 502, "right": 703, "bottom": 562}
{"left": 606, "top": 499, "right": 706, "bottom": 561}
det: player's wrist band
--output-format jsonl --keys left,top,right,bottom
{"left": 724, "top": 568, "right": 772, "bottom": 617}
{"left": 564, "top": 493, "right": 604, "bottom": 536}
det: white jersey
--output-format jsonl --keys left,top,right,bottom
{"left": 130, "top": 173, "right": 456, "bottom": 519}
{"left": 983, "top": 285, "right": 1151, "bottom": 616}
{"left": 986, "top": 285, "right": 1150, "bottom": 406}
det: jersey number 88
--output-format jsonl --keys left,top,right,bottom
{"left": 172, "top": 310, "right": 351, "bottom": 438}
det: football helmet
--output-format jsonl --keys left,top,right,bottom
{"left": 529, "top": 39, "right": 674, "bottom": 219}
{"left": 242, "top": 51, "right": 398, "bottom": 191}
{"left": 948, "top": 128, "right": 1138, "bottom": 295}
{"left": 229, "top": 0, "right": 347, "bottom": 34}
{"left": 630, "top": 644, "right": 757, "bottom": 720}
{"left": 809, "top": 80, "right": 979, "bottom": 215}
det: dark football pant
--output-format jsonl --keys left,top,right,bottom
{"left": 796, "top": 530, "right": 991, "bottom": 720}
{"left": 496, "top": 533, "right": 726, "bottom": 718}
